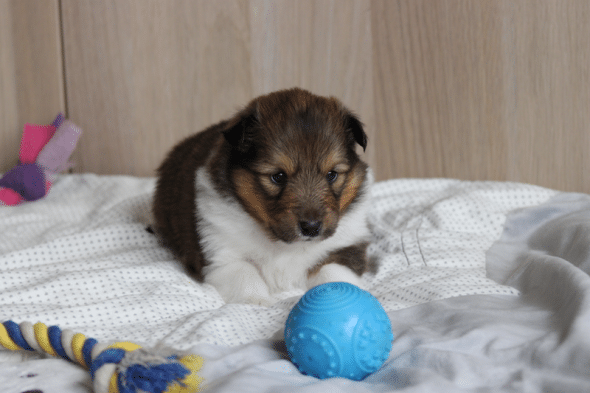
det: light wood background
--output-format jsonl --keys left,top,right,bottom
{"left": 1, "top": 0, "right": 589, "bottom": 193}
{"left": 0, "top": 0, "right": 64, "bottom": 171}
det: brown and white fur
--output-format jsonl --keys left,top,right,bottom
{"left": 153, "top": 88, "right": 373, "bottom": 305}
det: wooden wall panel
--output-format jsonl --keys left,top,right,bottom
{"left": 372, "top": 0, "right": 508, "bottom": 181}
{"left": 3, "top": 1, "right": 590, "bottom": 192}
{"left": 62, "top": 0, "right": 373, "bottom": 177}
{"left": 0, "top": 0, "right": 64, "bottom": 173}
{"left": 508, "top": 0, "right": 590, "bottom": 192}
{"left": 372, "top": 0, "right": 590, "bottom": 191}
{"left": 61, "top": 0, "right": 253, "bottom": 176}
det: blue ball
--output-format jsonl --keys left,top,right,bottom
{"left": 284, "top": 282, "right": 393, "bottom": 381}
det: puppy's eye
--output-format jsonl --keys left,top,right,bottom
{"left": 270, "top": 172, "right": 287, "bottom": 185}
{"left": 326, "top": 171, "right": 338, "bottom": 184}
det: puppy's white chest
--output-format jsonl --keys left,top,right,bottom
{"left": 196, "top": 169, "right": 322, "bottom": 285}
{"left": 194, "top": 168, "right": 369, "bottom": 304}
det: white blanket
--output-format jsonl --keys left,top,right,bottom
{"left": 1, "top": 174, "right": 589, "bottom": 392}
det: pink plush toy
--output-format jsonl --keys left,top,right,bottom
{"left": 0, "top": 114, "right": 82, "bottom": 206}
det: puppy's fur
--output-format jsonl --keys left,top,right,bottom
{"left": 153, "top": 88, "right": 373, "bottom": 305}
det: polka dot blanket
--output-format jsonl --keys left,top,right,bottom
{"left": 0, "top": 174, "right": 556, "bottom": 353}
{"left": 0, "top": 174, "right": 564, "bottom": 393}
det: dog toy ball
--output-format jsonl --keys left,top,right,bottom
{"left": 284, "top": 282, "right": 393, "bottom": 381}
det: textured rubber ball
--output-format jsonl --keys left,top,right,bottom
{"left": 284, "top": 282, "right": 393, "bottom": 380}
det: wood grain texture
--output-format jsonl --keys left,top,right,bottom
{"left": 372, "top": 0, "right": 590, "bottom": 191}
{"left": 61, "top": 0, "right": 253, "bottom": 175}
{"left": 0, "top": 0, "right": 64, "bottom": 173}
{"left": 3, "top": 1, "right": 590, "bottom": 192}
{"left": 372, "top": 0, "right": 508, "bottom": 181}
{"left": 507, "top": 0, "right": 590, "bottom": 191}
{"left": 62, "top": 0, "right": 373, "bottom": 176}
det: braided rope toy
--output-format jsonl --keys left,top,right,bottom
{"left": 0, "top": 320, "right": 204, "bottom": 393}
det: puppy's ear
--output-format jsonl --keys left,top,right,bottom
{"left": 345, "top": 113, "right": 368, "bottom": 152}
{"left": 222, "top": 107, "right": 258, "bottom": 153}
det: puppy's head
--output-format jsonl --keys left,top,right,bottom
{"left": 222, "top": 88, "right": 369, "bottom": 243}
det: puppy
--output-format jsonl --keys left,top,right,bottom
{"left": 153, "top": 88, "right": 373, "bottom": 305}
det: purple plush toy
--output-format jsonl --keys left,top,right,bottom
{"left": 0, "top": 114, "right": 82, "bottom": 206}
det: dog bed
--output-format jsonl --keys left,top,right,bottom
{"left": 1, "top": 174, "right": 589, "bottom": 392}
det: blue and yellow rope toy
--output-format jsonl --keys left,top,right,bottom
{"left": 0, "top": 320, "right": 204, "bottom": 393}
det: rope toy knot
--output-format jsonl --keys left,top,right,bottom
{"left": 0, "top": 321, "right": 204, "bottom": 393}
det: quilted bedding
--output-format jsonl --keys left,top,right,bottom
{"left": 1, "top": 174, "right": 589, "bottom": 392}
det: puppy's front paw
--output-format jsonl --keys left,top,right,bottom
{"left": 307, "top": 263, "right": 366, "bottom": 290}
{"left": 243, "top": 293, "right": 275, "bottom": 307}
{"left": 205, "top": 261, "right": 273, "bottom": 306}
{"left": 236, "top": 275, "right": 274, "bottom": 306}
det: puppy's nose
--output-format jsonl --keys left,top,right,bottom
{"left": 299, "top": 220, "right": 322, "bottom": 237}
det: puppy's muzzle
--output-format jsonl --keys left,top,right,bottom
{"left": 299, "top": 220, "right": 322, "bottom": 238}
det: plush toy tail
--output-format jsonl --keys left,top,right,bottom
{"left": 0, "top": 321, "right": 204, "bottom": 393}
{"left": 36, "top": 119, "right": 82, "bottom": 182}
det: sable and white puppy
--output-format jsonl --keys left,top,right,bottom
{"left": 153, "top": 88, "right": 373, "bottom": 305}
